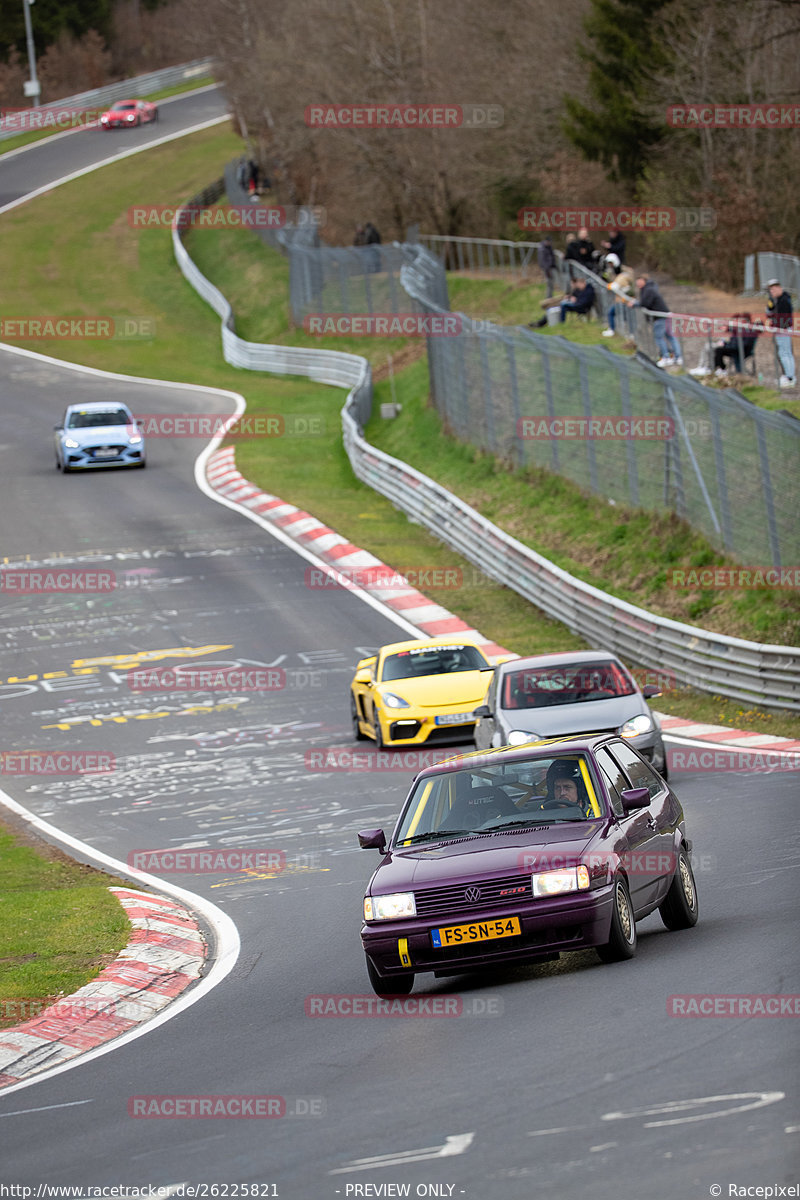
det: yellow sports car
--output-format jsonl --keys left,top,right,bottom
{"left": 350, "top": 636, "right": 498, "bottom": 749}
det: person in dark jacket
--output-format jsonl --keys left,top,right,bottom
{"left": 532, "top": 277, "right": 596, "bottom": 326}
{"left": 635, "top": 274, "right": 682, "bottom": 366}
{"left": 537, "top": 235, "right": 556, "bottom": 298}
{"left": 601, "top": 229, "right": 626, "bottom": 264}
{"left": 713, "top": 314, "right": 759, "bottom": 374}
{"left": 766, "top": 279, "right": 796, "bottom": 387}
{"left": 353, "top": 224, "right": 367, "bottom": 246}
{"left": 575, "top": 227, "right": 597, "bottom": 269}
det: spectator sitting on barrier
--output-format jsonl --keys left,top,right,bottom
{"left": 601, "top": 229, "right": 626, "bottom": 264}
{"left": 537, "top": 235, "right": 557, "bottom": 298}
{"left": 600, "top": 256, "right": 635, "bottom": 337}
{"left": 531, "top": 276, "right": 596, "bottom": 326}
{"left": 634, "top": 273, "right": 683, "bottom": 367}
{"left": 713, "top": 314, "right": 760, "bottom": 375}
{"left": 766, "top": 279, "right": 796, "bottom": 389}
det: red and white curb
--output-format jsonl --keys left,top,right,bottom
{"left": 205, "top": 446, "right": 510, "bottom": 661}
{"left": 0, "top": 888, "right": 206, "bottom": 1089}
{"left": 657, "top": 714, "right": 800, "bottom": 754}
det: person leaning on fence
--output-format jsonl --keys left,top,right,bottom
{"left": 713, "top": 314, "right": 760, "bottom": 376}
{"left": 766, "top": 279, "right": 796, "bottom": 388}
{"left": 600, "top": 256, "right": 635, "bottom": 337}
{"left": 634, "top": 274, "right": 683, "bottom": 368}
{"left": 537, "top": 235, "right": 557, "bottom": 298}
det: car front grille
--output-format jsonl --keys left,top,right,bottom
{"left": 414, "top": 873, "right": 532, "bottom": 918}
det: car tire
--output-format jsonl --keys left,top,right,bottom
{"left": 366, "top": 954, "right": 413, "bottom": 997}
{"left": 658, "top": 847, "right": 698, "bottom": 931}
{"left": 373, "top": 713, "right": 385, "bottom": 751}
{"left": 596, "top": 876, "right": 637, "bottom": 963}
{"left": 654, "top": 740, "right": 669, "bottom": 780}
{"left": 351, "top": 696, "right": 367, "bottom": 741}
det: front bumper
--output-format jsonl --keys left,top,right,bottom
{"left": 376, "top": 712, "right": 477, "bottom": 747}
{"left": 362, "top": 888, "right": 614, "bottom": 979}
{"left": 61, "top": 443, "right": 145, "bottom": 469}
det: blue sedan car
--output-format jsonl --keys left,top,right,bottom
{"left": 54, "top": 402, "right": 146, "bottom": 472}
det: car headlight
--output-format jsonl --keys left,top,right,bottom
{"left": 364, "top": 892, "right": 416, "bottom": 921}
{"left": 620, "top": 714, "right": 654, "bottom": 738}
{"left": 382, "top": 692, "right": 410, "bottom": 709}
{"left": 63, "top": 438, "right": 79, "bottom": 449}
{"left": 128, "top": 435, "right": 142, "bottom": 444}
{"left": 507, "top": 730, "right": 536, "bottom": 746}
{"left": 532, "top": 866, "right": 590, "bottom": 897}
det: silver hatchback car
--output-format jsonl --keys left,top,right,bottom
{"left": 54, "top": 402, "right": 146, "bottom": 472}
{"left": 473, "top": 650, "right": 668, "bottom": 778}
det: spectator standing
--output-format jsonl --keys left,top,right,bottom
{"left": 537, "top": 235, "right": 557, "bottom": 298}
{"left": 353, "top": 224, "right": 367, "bottom": 246}
{"left": 564, "top": 233, "right": 582, "bottom": 278}
{"left": 600, "top": 255, "right": 634, "bottom": 337}
{"left": 601, "top": 229, "right": 626, "bottom": 264}
{"left": 635, "top": 274, "right": 682, "bottom": 367}
{"left": 575, "top": 227, "right": 597, "bottom": 269}
{"left": 766, "top": 279, "right": 796, "bottom": 388}
{"left": 364, "top": 221, "right": 381, "bottom": 272}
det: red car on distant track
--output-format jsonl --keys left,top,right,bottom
{"left": 99, "top": 99, "right": 158, "bottom": 129}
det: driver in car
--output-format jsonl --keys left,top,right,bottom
{"left": 542, "top": 760, "right": 591, "bottom": 815}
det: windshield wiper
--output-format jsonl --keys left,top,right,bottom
{"left": 397, "top": 829, "right": 477, "bottom": 846}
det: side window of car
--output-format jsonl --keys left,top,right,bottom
{"left": 606, "top": 741, "right": 665, "bottom": 800}
{"left": 594, "top": 748, "right": 625, "bottom": 818}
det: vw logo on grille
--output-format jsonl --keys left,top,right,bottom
{"left": 464, "top": 886, "right": 482, "bottom": 903}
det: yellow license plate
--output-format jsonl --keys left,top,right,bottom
{"left": 431, "top": 916, "right": 521, "bottom": 948}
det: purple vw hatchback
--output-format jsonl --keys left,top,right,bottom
{"left": 358, "top": 735, "right": 698, "bottom": 995}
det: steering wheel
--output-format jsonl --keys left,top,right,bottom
{"left": 540, "top": 798, "right": 584, "bottom": 811}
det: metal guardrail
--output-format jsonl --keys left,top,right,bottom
{"left": 0, "top": 57, "right": 215, "bottom": 143}
{"left": 172, "top": 183, "right": 800, "bottom": 710}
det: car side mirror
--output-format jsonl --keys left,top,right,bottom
{"left": 641, "top": 685, "right": 661, "bottom": 699}
{"left": 358, "top": 828, "right": 387, "bottom": 853}
{"left": 473, "top": 705, "right": 491, "bottom": 718}
{"left": 620, "top": 786, "right": 650, "bottom": 812}
{"left": 354, "top": 668, "right": 373, "bottom": 686}
{"left": 54, "top": 424, "right": 63, "bottom": 431}
{"left": 479, "top": 665, "right": 495, "bottom": 672}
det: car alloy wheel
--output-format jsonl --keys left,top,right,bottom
{"left": 597, "top": 876, "right": 637, "bottom": 963}
{"left": 351, "top": 695, "right": 367, "bottom": 741}
{"left": 659, "top": 848, "right": 699, "bottom": 930}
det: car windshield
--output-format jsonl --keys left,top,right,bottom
{"left": 113, "top": 103, "right": 136, "bottom": 110}
{"left": 381, "top": 644, "right": 487, "bottom": 682}
{"left": 393, "top": 754, "right": 604, "bottom": 846}
{"left": 501, "top": 660, "right": 635, "bottom": 710}
{"left": 67, "top": 410, "right": 130, "bottom": 428}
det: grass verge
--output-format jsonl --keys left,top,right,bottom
{"left": 1, "top": 124, "right": 798, "bottom": 737}
{"left": 0, "top": 814, "right": 130, "bottom": 1029}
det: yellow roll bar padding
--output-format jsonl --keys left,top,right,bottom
{"left": 578, "top": 757, "right": 601, "bottom": 817}
{"left": 401, "top": 779, "right": 434, "bottom": 843}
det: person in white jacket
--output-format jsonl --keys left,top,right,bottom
{"left": 600, "top": 255, "right": 635, "bottom": 337}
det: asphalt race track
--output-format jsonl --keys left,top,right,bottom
{"left": 0, "top": 86, "right": 797, "bottom": 1199}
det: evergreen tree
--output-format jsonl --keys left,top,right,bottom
{"left": 562, "top": 0, "right": 672, "bottom": 188}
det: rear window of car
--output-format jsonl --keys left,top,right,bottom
{"left": 67, "top": 409, "right": 130, "bottom": 428}
{"left": 501, "top": 660, "right": 635, "bottom": 710}
{"left": 381, "top": 644, "right": 487, "bottom": 682}
{"left": 606, "top": 741, "right": 665, "bottom": 799}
